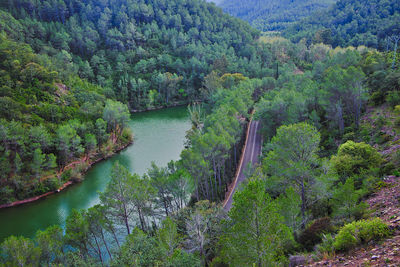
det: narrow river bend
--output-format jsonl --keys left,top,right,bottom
{"left": 0, "top": 107, "right": 190, "bottom": 242}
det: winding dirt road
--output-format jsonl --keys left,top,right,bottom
{"left": 223, "top": 120, "right": 262, "bottom": 211}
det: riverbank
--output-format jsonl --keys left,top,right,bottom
{"left": 130, "top": 102, "right": 188, "bottom": 113}
{"left": 0, "top": 106, "right": 191, "bottom": 242}
{"left": 0, "top": 140, "right": 133, "bottom": 209}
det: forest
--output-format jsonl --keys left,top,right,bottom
{"left": 1, "top": 0, "right": 261, "bottom": 110}
{"left": 0, "top": 33, "right": 132, "bottom": 204}
{"left": 1, "top": 0, "right": 400, "bottom": 266}
{"left": 284, "top": 0, "right": 400, "bottom": 50}
{"left": 219, "top": 0, "right": 336, "bottom": 31}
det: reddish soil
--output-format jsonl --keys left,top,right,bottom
{"left": 308, "top": 176, "right": 400, "bottom": 267}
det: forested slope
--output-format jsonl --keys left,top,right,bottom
{"left": 219, "top": 0, "right": 336, "bottom": 31}
{"left": 2, "top": 0, "right": 400, "bottom": 266}
{"left": 0, "top": 34, "right": 132, "bottom": 204}
{"left": 284, "top": 0, "right": 400, "bottom": 49}
{"left": 1, "top": 0, "right": 261, "bottom": 111}
{"left": 0, "top": 0, "right": 269, "bottom": 204}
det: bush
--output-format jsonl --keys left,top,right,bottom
{"left": 316, "top": 234, "right": 335, "bottom": 257}
{"left": 375, "top": 132, "right": 392, "bottom": 145}
{"left": 44, "top": 177, "right": 61, "bottom": 191}
{"left": 210, "top": 257, "right": 229, "bottom": 267}
{"left": 333, "top": 218, "right": 390, "bottom": 251}
{"left": 387, "top": 91, "right": 400, "bottom": 107}
{"left": 119, "top": 127, "right": 133, "bottom": 145}
{"left": 394, "top": 105, "right": 400, "bottom": 115}
{"left": 380, "top": 162, "right": 396, "bottom": 176}
{"left": 331, "top": 141, "right": 382, "bottom": 184}
{"left": 298, "top": 217, "right": 333, "bottom": 251}
{"left": 60, "top": 169, "right": 72, "bottom": 183}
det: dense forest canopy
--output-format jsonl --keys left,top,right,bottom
{"left": 219, "top": 0, "right": 336, "bottom": 31}
{"left": 284, "top": 0, "right": 400, "bottom": 49}
{"left": 1, "top": 0, "right": 262, "bottom": 111}
{"left": 0, "top": 33, "right": 132, "bottom": 204}
{"left": 1, "top": 0, "right": 400, "bottom": 265}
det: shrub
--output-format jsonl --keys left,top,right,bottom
{"left": 375, "top": 132, "right": 392, "bottom": 145}
{"left": 387, "top": 91, "right": 400, "bottom": 107}
{"left": 358, "top": 218, "right": 391, "bottom": 243}
{"left": 380, "top": 162, "right": 396, "bottom": 176}
{"left": 298, "top": 217, "right": 333, "bottom": 251}
{"left": 333, "top": 218, "right": 390, "bottom": 251}
{"left": 332, "top": 178, "right": 367, "bottom": 221}
{"left": 210, "top": 257, "right": 229, "bottom": 267}
{"left": 316, "top": 234, "right": 335, "bottom": 257}
{"left": 394, "top": 105, "right": 400, "bottom": 115}
{"left": 342, "top": 132, "right": 355, "bottom": 142}
{"left": 331, "top": 141, "right": 382, "bottom": 184}
{"left": 60, "top": 169, "right": 72, "bottom": 183}
{"left": 119, "top": 127, "right": 133, "bottom": 145}
{"left": 44, "top": 177, "right": 61, "bottom": 191}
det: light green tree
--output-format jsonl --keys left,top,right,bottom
{"left": 100, "top": 162, "right": 134, "bottom": 235}
{"left": 36, "top": 225, "right": 64, "bottom": 266}
{"left": 220, "top": 178, "right": 293, "bottom": 267}
{"left": 263, "top": 122, "right": 321, "bottom": 228}
{"left": 0, "top": 236, "right": 41, "bottom": 267}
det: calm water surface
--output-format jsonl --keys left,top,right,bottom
{"left": 0, "top": 107, "right": 190, "bottom": 242}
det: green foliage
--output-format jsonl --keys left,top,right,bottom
{"left": 333, "top": 218, "right": 391, "bottom": 251}
{"left": 182, "top": 79, "right": 255, "bottom": 201}
{"left": 113, "top": 228, "right": 162, "bottom": 266}
{"left": 315, "top": 233, "right": 335, "bottom": 257}
{"left": 220, "top": 0, "right": 335, "bottom": 31}
{"left": 263, "top": 122, "right": 321, "bottom": 227}
{"left": 220, "top": 178, "right": 293, "bottom": 266}
{"left": 331, "top": 141, "right": 382, "bottom": 184}
{"left": 0, "top": 235, "right": 41, "bottom": 266}
{"left": 0, "top": 34, "right": 131, "bottom": 204}
{"left": 36, "top": 225, "right": 64, "bottom": 265}
{"left": 276, "top": 187, "right": 301, "bottom": 232}
{"left": 284, "top": 0, "right": 400, "bottom": 50}
{"left": 332, "top": 178, "right": 367, "bottom": 222}
{"left": 2, "top": 0, "right": 261, "bottom": 110}
{"left": 184, "top": 200, "right": 225, "bottom": 265}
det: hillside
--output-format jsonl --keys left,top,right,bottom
{"left": 0, "top": 33, "right": 132, "bottom": 204}
{"left": 0, "top": 0, "right": 264, "bottom": 203}
{"left": 1, "top": 0, "right": 400, "bottom": 266}
{"left": 0, "top": 0, "right": 260, "bottom": 111}
{"left": 219, "top": 0, "right": 336, "bottom": 31}
{"left": 284, "top": 0, "right": 400, "bottom": 49}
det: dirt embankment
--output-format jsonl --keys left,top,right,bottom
{"left": 308, "top": 176, "right": 400, "bottom": 267}
{"left": 0, "top": 141, "right": 132, "bottom": 209}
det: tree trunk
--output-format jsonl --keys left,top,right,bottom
{"left": 92, "top": 233, "right": 103, "bottom": 265}
{"left": 100, "top": 229, "right": 112, "bottom": 260}
{"left": 336, "top": 102, "right": 344, "bottom": 135}
{"left": 123, "top": 204, "right": 130, "bottom": 235}
{"left": 301, "top": 178, "right": 306, "bottom": 229}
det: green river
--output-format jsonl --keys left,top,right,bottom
{"left": 0, "top": 107, "right": 190, "bottom": 242}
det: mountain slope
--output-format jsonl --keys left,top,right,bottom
{"left": 0, "top": 0, "right": 260, "bottom": 111}
{"left": 0, "top": 33, "right": 132, "bottom": 204}
{"left": 219, "top": 0, "right": 336, "bottom": 31}
{"left": 284, "top": 0, "right": 400, "bottom": 49}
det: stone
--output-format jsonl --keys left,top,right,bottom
{"left": 289, "top": 255, "right": 306, "bottom": 267}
